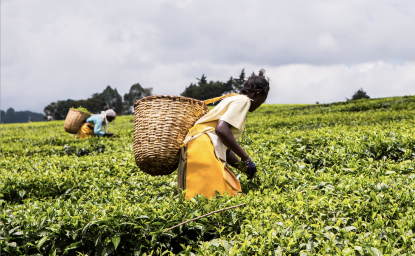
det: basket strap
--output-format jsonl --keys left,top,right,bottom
{"left": 180, "top": 93, "right": 239, "bottom": 147}
{"left": 180, "top": 128, "right": 214, "bottom": 148}
{"left": 203, "top": 93, "right": 239, "bottom": 105}
{"left": 180, "top": 121, "right": 218, "bottom": 147}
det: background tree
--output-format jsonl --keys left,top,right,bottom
{"left": 43, "top": 83, "right": 153, "bottom": 120}
{"left": 41, "top": 69, "right": 266, "bottom": 121}
{"left": 180, "top": 69, "right": 250, "bottom": 101}
{"left": 232, "top": 69, "right": 246, "bottom": 92}
{"left": 1, "top": 108, "right": 44, "bottom": 123}
{"left": 43, "top": 102, "right": 58, "bottom": 119}
{"left": 222, "top": 77, "right": 235, "bottom": 95}
{"left": 181, "top": 74, "right": 226, "bottom": 100}
{"left": 92, "top": 86, "right": 124, "bottom": 114}
{"left": 222, "top": 69, "right": 247, "bottom": 95}
{"left": 347, "top": 88, "right": 370, "bottom": 101}
{"left": 76, "top": 97, "right": 104, "bottom": 114}
{"left": 43, "top": 86, "right": 124, "bottom": 120}
{"left": 53, "top": 100, "right": 76, "bottom": 120}
{"left": 1, "top": 110, "right": 5, "bottom": 123}
{"left": 6, "top": 108, "right": 15, "bottom": 117}
{"left": 123, "top": 83, "right": 153, "bottom": 114}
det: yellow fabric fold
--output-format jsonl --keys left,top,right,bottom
{"left": 185, "top": 133, "right": 241, "bottom": 199}
{"left": 75, "top": 123, "right": 95, "bottom": 139}
{"left": 180, "top": 93, "right": 243, "bottom": 148}
{"left": 180, "top": 93, "right": 245, "bottom": 199}
{"left": 188, "top": 121, "right": 217, "bottom": 137}
{"left": 180, "top": 121, "right": 217, "bottom": 147}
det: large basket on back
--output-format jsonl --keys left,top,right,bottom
{"left": 64, "top": 108, "right": 91, "bottom": 134}
{"left": 133, "top": 95, "right": 209, "bottom": 176}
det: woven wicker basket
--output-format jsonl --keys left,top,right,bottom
{"left": 64, "top": 108, "right": 91, "bottom": 134}
{"left": 133, "top": 95, "right": 209, "bottom": 176}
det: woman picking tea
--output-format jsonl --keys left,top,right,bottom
{"left": 76, "top": 109, "right": 116, "bottom": 139}
{"left": 178, "top": 75, "right": 269, "bottom": 200}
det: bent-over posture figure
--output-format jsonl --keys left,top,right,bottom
{"left": 178, "top": 75, "right": 269, "bottom": 200}
{"left": 76, "top": 109, "right": 116, "bottom": 139}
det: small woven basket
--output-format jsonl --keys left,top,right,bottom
{"left": 64, "top": 108, "right": 91, "bottom": 134}
{"left": 133, "top": 95, "right": 209, "bottom": 176}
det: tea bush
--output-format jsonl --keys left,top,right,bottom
{"left": 1, "top": 96, "right": 415, "bottom": 255}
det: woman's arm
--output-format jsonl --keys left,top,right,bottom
{"left": 226, "top": 149, "right": 241, "bottom": 168}
{"left": 92, "top": 119, "right": 106, "bottom": 137}
{"left": 216, "top": 119, "right": 257, "bottom": 179}
{"left": 90, "top": 116, "right": 112, "bottom": 137}
{"left": 215, "top": 120, "right": 250, "bottom": 162}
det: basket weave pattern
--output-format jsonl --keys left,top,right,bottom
{"left": 64, "top": 109, "right": 91, "bottom": 134}
{"left": 133, "top": 95, "right": 209, "bottom": 176}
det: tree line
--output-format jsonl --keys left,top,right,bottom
{"left": 2, "top": 68, "right": 264, "bottom": 123}
{"left": 44, "top": 83, "right": 152, "bottom": 120}
{"left": 44, "top": 69, "right": 260, "bottom": 120}
{"left": 181, "top": 69, "right": 265, "bottom": 100}
{"left": 1, "top": 108, "right": 45, "bottom": 124}
{"left": 3, "top": 69, "right": 372, "bottom": 123}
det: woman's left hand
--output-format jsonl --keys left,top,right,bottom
{"left": 244, "top": 159, "right": 257, "bottom": 179}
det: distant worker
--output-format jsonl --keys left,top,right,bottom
{"left": 177, "top": 75, "right": 269, "bottom": 200}
{"left": 102, "top": 102, "right": 110, "bottom": 111}
{"left": 75, "top": 109, "right": 116, "bottom": 139}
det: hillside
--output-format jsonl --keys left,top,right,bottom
{"left": 1, "top": 95, "right": 415, "bottom": 255}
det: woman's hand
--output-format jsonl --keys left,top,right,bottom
{"left": 217, "top": 122, "right": 259, "bottom": 179}
{"left": 103, "top": 132, "right": 114, "bottom": 137}
{"left": 228, "top": 155, "right": 257, "bottom": 179}
{"left": 244, "top": 159, "right": 257, "bottom": 179}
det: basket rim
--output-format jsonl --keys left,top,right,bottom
{"left": 134, "top": 95, "right": 207, "bottom": 108}
{"left": 68, "top": 108, "right": 91, "bottom": 116}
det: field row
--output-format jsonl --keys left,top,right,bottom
{"left": 2, "top": 97, "right": 415, "bottom": 255}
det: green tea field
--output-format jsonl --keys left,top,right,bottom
{"left": 2, "top": 96, "right": 415, "bottom": 255}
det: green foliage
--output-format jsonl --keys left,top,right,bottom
{"left": 1, "top": 108, "right": 45, "bottom": 123}
{"left": 348, "top": 87, "right": 371, "bottom": 101}
{"left": 123, "top": 83, "right": 153, "bottom": 114}
{"left": 73, "top": 107, "right": 91, "bottom": 115}
{"left": 181, "top": 69, "right": 247, "bottom": 100}
{"left": 91, "top": 86, "right": 124, "bottom": 114}
{"left": 44, "top": 83, "right": 153, "bottom": 120}
{"left": 2, "top": 95, "right": 415, "bottom": 255}
{"left": 44, "top": 98, "right": 103, "bottom": 120}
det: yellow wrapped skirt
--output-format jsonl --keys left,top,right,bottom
{"left": 75, "top": 123, "right": 95, "bottom": 139}
{"left": 178, "top": 134, "right": 241, "bottom": 200}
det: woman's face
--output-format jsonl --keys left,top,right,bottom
{"left": 107, "top": 116, "right": 116, "bottom": 122}
{"left": 248, "top": 92, "right": 268, "bottom": 112}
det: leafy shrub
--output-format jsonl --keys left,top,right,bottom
{"left": 1, "top": 96, "right": 415, "bottom": 255}
{"left": 73, "top": 107, "right": 91, "bottom": 115}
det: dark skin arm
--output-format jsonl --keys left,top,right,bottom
{"left": 226, "top": 149, "right": 241, "bottom": 168}
{"left": 215, "top": 91, "right": 267, "bottom": 160}
{"left": 215, "top": 120, "right": 250, "bottom": 165}
{"left": 103, "top": 115, "right": 116, "bottom": 137}
{"left": 87, "top": 121, "right": 113, "bottom": 137}
{"left": 216, "top": 92, "right": 268, "bottom": 177}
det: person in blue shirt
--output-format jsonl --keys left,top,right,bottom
{"left": 75, "top": 109, "right": 116, "bottom": 139}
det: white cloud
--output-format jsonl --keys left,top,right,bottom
{"left": 266, "top": 61, "right": 415, "bottom": 104}
{"left": 1, "top": 0, "right": 415, "bottom": 112}
{"left": 317, "top": 33, "right": 339, "bottom": 52}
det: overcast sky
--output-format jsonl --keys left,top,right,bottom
{"left": 2, "top": 0, "right": 415, "bottom": 113}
